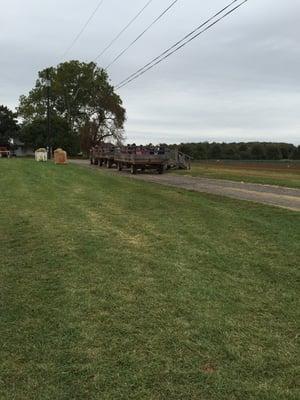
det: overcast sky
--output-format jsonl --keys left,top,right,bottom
{"left": 1, "top": 0, "right": 299, "bottom": 144}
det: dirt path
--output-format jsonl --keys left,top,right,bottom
{"left": 70, "top": 160, "right": 300, "bottom": 212}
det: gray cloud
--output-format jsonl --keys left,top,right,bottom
{"left": 1, "top": 0, "right": 299, "bottom": 144}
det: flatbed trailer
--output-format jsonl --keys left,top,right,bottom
{"left": 90, "top": 144, "right": 116, "bottom": 168}
{"left": 115, "top": 153, "right": 168, "bottom": 174}
{"left": 90, "top": 143, "right": 191, "bottom": 174}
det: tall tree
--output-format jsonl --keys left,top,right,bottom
{"left": 0, "top": 105, "right": 19, "bottom": 146}
{"left": 18, "top": 61, "right": 126, "bottom": 148}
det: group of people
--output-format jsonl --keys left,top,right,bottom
{"left": 122, "top": 144, "right": 168, "bottom": 156}
{"left": 92, "top": 143, "right": 169, "bottom": 156}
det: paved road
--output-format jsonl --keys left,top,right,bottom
{"left": 70, "top": 160, "right": 300, "bottom": 212}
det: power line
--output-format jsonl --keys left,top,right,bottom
{"left": 105, "top": 0, "right": 179, "bottom": 70}
{"left": 94, "top": 0, "right": 154, "bottom": 62}
{"left": 116, "top": 0, "right": 248, "bottom": 89}
{"left": 60, "top": 0, "right": 105, "bottom": 61}
{"left": 116, "top": 0, "right": 240, "bottom": 87}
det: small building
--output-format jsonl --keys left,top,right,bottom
{"left": 54, "top": 148, "right": 68, "bottom": 164}
{"left": 13, "top": 139, "right": 34, "bottom": 157}
{"left": 35, "top": 148, "right": 48, "bottom": 162}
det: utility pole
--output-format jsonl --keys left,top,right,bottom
{"left": 45, "top": 69, "right": 51, "bottom": 159}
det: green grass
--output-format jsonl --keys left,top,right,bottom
{"left": 0, "top": 159, "right": 299, "bottom": 400}
{"left": 173, "top": 161, "right": 300, "bottom": 188}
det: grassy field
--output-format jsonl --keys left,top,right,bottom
{"left": 173, "top": 161, "right": 300, "bottom": 188}
{"left": 0, "top": 159, "right": 299, "bottom": 400}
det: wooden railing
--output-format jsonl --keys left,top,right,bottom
{"left": 169, "top": 150, "right": 192, "bottom": 170}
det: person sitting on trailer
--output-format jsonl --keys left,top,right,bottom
{"left": 140, "top": 146, "right": 146, "bottom": 154}
{"left": 149, "top": 145, "right": 155, "bottom": 155}
{"left": 158, "top": 145, "right": 166, "bottom": 155}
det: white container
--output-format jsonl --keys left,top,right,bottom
{"left": 35, "top": 148, "right": 47, "bottom": 162}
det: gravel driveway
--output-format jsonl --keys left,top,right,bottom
{"left": 70, "top": 160, "right": 300, "bottom": 212}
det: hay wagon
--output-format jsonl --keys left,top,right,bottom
{"left": 90, "top": 143, "right": 191, "bottom": 174}
{"left": 90, "top": 143, "right": 116, "bottom": 168}
{"left": 114, "top": 145, "right": 169, "bottom": 174}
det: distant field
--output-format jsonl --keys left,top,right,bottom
{"left": 0, "top": 159, "right": 299, "bottom": 399}
{"left": 173, "top": 160, "right": 300, "bottom": 188}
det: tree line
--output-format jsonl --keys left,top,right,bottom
{"left": 1, "top": 106, "right": 299, "bottom": 160}
{"left": 173, "top": 142, "right": 300, "bottom": 160}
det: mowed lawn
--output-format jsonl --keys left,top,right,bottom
{"left": 173, "top": 161, "right": 300, "bottom": 188}
{"left": 0, "top": 159, "right": 299, "bottom": 400}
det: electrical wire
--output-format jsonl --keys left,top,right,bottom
{"left": 116, "top": 0, "right": 240, "bottom": 87}
{"left": 116, "top": 0, "right": 248, "bottom": 89}
{"left": 105, "top": 0, "right": 179, "bottom": 70}
{"left": 94, "top": 0, "right": 154, "bottom": 62}
{"left": 60, "top": 0, "right": 105, "bottom": 60}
